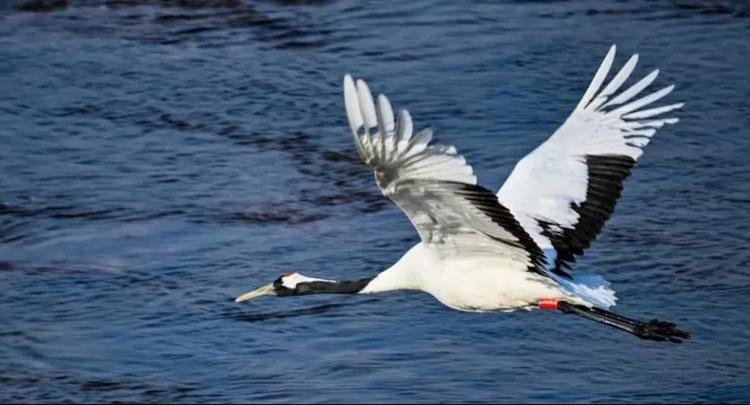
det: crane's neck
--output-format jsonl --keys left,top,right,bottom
{"left": 358, "top": 259, "right": 419, "bottom": 294}
{"left": 294, "top": 244, "right": 423, "bottom": 295}
{"left": 296, "top": 265, "right": 416, "bottom": 295}
{"left": 294, "top": 277, "right": 374, "bottom": 295}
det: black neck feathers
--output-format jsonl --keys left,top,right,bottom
{"left": 294, "top": 277, "right": 374, "bottom": 295}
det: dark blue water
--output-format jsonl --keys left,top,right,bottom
{"left": 2, "top": 0, "right": 750, "bottom": 402}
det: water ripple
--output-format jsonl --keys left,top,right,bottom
{"left": 1, "top": 0, "right": 749, "bottom": 402}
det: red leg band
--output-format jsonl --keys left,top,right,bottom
{"left": 538, "top": 299, "right": 559, "bottom": 311}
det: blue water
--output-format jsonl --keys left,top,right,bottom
{"left": 2, "top": 0, "right": 750, "bottom": 402}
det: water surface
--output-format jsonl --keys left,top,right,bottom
{"left": 1, "top": 0, "right": 750, "bottom": 402}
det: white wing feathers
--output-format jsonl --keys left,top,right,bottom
{"left": 497, "top": 45, "right": 682, "bottom": 271}
{"left": 343, "top": 75, "right": 476, "bottom": 191}
{"left": 343, "top": 75, "right": 545, "bottom": 268}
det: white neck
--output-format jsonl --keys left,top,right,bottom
{"left": 359, "top": 244, "right": 424, "bottom": 294}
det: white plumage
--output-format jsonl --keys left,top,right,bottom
{"left": 345, "top": 45, "right": 681, "bottom": 312}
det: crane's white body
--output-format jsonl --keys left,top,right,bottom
{"left": 361, "top": 243, "right": 582, "bottom": 312}
{"left": 340, "top": 45, "right": 681, "bottom": 313}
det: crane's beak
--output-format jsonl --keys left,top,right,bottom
{"left": 235, "top": 283, "right": 276, "bottom": 303}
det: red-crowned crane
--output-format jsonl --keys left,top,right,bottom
{"left": 236, "top": 46, "right": 689, "bottom": 343}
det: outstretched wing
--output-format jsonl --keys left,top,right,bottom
{"left": 497, "top": 45, "right": 682, "bottom": 276}
{"left": 343, "top": 75, "right": 546, "bottom": 274}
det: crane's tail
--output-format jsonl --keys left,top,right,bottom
{"left": 545, "top": 300, "right": 690, "bottom": 343}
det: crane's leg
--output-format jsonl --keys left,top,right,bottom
{"left": 538, "top": 299, "right": 690, "bottom": 343}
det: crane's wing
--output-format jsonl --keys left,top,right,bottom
{"left": 496, "top": 45, "right": 682, "bottom": 276}
{"left": 343, "top": 75, "right": 546, "bottom": 275}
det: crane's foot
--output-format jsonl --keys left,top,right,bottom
{"left": 538, "top": 299, "right": 690, "bottom": 343}
{"left": 632, "top": 319, "right": 690, "bottom": 343}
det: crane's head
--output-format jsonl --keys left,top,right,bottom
{"left": 234, "top": 272, "right": 337, "bottom": 302}
{"left": 235, "top": 272, "right": 376, "bottom": 302}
